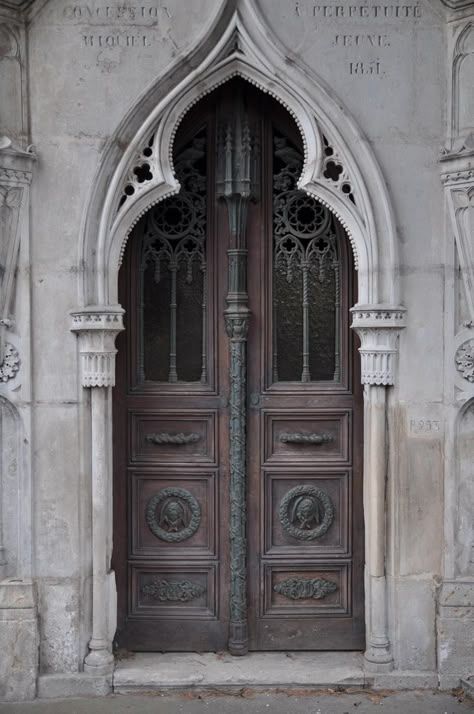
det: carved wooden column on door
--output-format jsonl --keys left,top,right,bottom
{"left": 71, "top": 306, "right": 124, "bottom": 674}
{"left": 351, "top": 306, "right": 406, "bottom": 671}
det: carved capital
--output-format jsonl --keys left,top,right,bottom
{"left": 351, "top": 305, "right": 406, "bottom": 386}
{"left": 70, "top": 306, "right": 124, "bottom": 388}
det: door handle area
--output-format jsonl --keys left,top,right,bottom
{"left": 146, "top": 432, "right": 201, "bottom": 445}
{"left": 279, "top": 432, "right": 334, "bottom": 444}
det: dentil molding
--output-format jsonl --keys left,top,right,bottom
{"left": 351, "top": 306, "right": 406, "bottom": 386}
{"left": 70, "top": 306, "right": 124, "bottom": 388}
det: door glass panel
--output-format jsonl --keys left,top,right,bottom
{"left": 272, "top": 130, "right": 341, "bottom": 383}
{"left": 139, "top": 128, "right": 208, "bottom": 383}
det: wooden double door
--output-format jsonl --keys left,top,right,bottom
{"left": 114, "top": 80, "right": 364, "bottom": 653}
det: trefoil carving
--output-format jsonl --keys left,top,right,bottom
{"left": 321, "top": 134, "right": 355, "bottom": 204}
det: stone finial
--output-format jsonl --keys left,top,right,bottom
{"left": 70, "top": 306, "right": 124, "bottom": 388}
{"left": 351, "top": 306, "right": 406, "bottom": 386}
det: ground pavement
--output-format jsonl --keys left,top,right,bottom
{"left": 0, "top": 688, "right": 473, "bottom": 714}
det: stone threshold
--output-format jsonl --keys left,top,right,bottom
{"left": 36, "top": 655, "right": 442, "bottom": 699}
{"left": 113, "top": 652, "right": 367, "bottom": 693}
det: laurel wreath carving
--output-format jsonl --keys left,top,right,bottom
{"left": 145, "top": 487, "right": 201, "bottom": 543}
{"left": 279, "top": 484, "right": 334, "bottom": 541}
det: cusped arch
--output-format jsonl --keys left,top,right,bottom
{"left": 80, "top": 0, "right": 399, "bottom": 309}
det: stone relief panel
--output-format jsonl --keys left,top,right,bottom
{"left": 0, "top": 396, "right": 23, "bottom": 578}
{"left": 456, "top": 401, "right": 474, "bottom": 575}
{"left": 0, "top": 24, "right": 23, "bottom": 145}
{"left": 451, "top": 23, "right": 474, "bottom": 148}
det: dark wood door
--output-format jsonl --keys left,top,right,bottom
{"left": 113, "top": 80, "right": 364, "bottom": 652}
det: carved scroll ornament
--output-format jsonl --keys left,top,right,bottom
{"left": 280, "top": 432, "right": 333, "bottom": 444}
{"left": 146, "top": 432, "right": 201, "bottom": 445}
{"left": 274, "top": 577, "right": 337, "bottom": 600}
{"left": 141, "top": 578, "right": 205, "bottom": 602}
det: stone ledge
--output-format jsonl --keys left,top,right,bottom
{"left": 0, "top": 578, "right": 36, "bottom": 609}
{"left": 461, "top": 676, "right": 474, "bottom": 697}
{"left": 372, "top": 671, "right": 439, "bottom": 690}
{"left": 38, "top": 673, "right": 113, "bottom": 699}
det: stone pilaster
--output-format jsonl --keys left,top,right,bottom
{"left": 351, "top": 305, "right": 406, "bottom": 671}
{"left": 71, "top": 306, "right": 124, "bottom": 675}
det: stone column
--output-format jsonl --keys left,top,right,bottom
{"left": 71, "top": 306, "right": 124, "bottom": 675}
{"left": 351, "top": 305, "right": 406, "bottom": 672}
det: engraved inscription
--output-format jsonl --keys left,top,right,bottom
{"left": 294, "top": 2, "right": 422, "bottom": 77}
{"left": 410, "top": 419, "right": 442, "bottom": 434}
{"left": 63, "top": 4, "right": 171, "bottom": 22}
{"left": 62, "top": 4, "right": 173, "bottom": 48}
{"left": 295, "top": 3, "right": 422, "bottom": 19}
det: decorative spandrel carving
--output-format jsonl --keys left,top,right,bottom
{"left": 322, "top": 135, "right": 355, "bottom": 204}
{"left": 145, "top": 487, "right": 201, "bottom": 543}
{"left": 279, "top": 485, "right": 334, "bottom": 541}
{"left": 119, "top": 132, "right": 155, "bottom": 210}
{"left": 456, "top": 340, "right": 474, "bottom": 382}
{"left": 272, "top": 131, "right": 341, "bottom": 382}
{"left": 274, "top": 577, "right": 337, "bottom": 601}
{"left": 141, "top": 578, "right": 206, "bottom": 603}
{"left": 138, "top": 129, "right": 207, "bottom": 383}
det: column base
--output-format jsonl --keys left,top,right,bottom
{"left": 84, "top": 641, "right": 114, "bottom": 676}
{"left": 364, "top": 644, "right": 394, "bottom": 673}
{"left": 228, "top": 621, "right": 248, "bottom": 656}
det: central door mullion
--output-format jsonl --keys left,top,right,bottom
{"left": 217, "top": 92, "right": 258, "bottom": 655}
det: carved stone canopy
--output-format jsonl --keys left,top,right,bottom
{"left": 351, "top": 306, "right": 406, "bottom": 386}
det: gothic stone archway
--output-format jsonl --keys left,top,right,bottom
{"left": 71, "top": 0, "right": 405, "bottom": 678}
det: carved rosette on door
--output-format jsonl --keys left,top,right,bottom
{"left": 114, "top": 79, "right": 364, "bottom": 653}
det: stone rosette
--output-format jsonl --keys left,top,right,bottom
{"left": 455, "top": 339, "right": 474, "bottom": 383}
{"left": 0, "top": 342, "right": 20, "bottom": 382}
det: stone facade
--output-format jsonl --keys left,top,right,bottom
{"left": 0, "top": 0, "right": 473, "bottom": 701}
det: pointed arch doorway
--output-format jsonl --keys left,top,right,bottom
{"left": 113, "top": 79, "right": 364, "bottom": 654}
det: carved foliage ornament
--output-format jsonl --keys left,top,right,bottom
{"left": 0, "top": 342, "right": 19, "bottom": 382}
{"left": 274, "top": 577, "right": 337, "bottom": 600}
{"left": 145, "top": 487, "right": 201, "bottom": 543}
{"left": 279, "top": 485, "right": 334, "bottom": 541}
{"left": 141, "top": 578, "right": 205, "bottom": 603}
{"left": 456, "top": 340, "right": 474, "bottom": 383}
